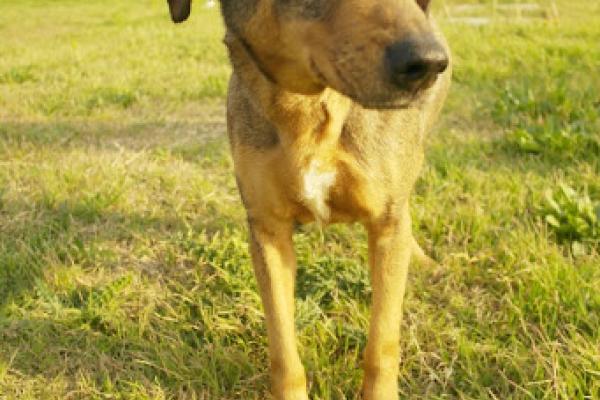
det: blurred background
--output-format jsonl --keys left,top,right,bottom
{"left": 0, "top": 1, "right": 599, "bottom": 399}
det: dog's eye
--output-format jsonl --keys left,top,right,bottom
{"left": 416, "top": 0, "right": 431, "bottom": 12}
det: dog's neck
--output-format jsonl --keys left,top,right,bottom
{"left": 225, "top": 31, "right": 355, "bottom": 223}
{"left": 224, "top": 31, "right": 352, "bottom": 151}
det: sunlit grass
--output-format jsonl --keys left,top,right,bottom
{"left": 1, "top": 0, "right": 599, "bottom": 399}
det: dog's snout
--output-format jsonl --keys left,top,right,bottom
{"left": 386, "top": 38, "right": 449, "bottom": 90}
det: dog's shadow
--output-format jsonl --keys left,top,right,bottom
{"left": 0, "top": 120, "right": 276, "bottom": 398}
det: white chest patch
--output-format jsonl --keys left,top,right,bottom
{"left": 301, "top": 160, "right": 336, "bottom": 222}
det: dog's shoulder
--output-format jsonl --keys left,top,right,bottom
{"left": 227, "top": 74, "right": 280, "bottom": 150}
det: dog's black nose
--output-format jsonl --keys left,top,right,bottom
{"left": 386, "top": 37, "right": 449, "bottom": 89}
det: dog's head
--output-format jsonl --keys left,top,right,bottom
{"left": 167, "top": 0, "right": 449, "bottom": 109}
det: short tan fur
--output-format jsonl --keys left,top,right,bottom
{"left": 166, "top": 1, "right": 451, "bottom": 398}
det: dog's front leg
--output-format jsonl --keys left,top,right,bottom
{"left": 249, "top": 218, "right": 308, "bottom": 400}
{"left": 362, "top": 204, "right": 412, "bottom": 400}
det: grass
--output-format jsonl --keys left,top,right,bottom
{"left": 1, "top": 0, "right": 599, "bottom": 399}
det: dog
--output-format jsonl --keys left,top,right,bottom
{"left": 167, "top": 0, "right": 451, "bottom": 398}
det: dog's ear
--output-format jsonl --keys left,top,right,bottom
{"left": 416, "top": 0, "right": 431, "bottom": 12}
{"left": 167, "top": 0, "right": 192, "bottom": 23}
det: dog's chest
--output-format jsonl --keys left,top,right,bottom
{"left": 291, "top": 122, "right": 422, "bottom": 224}
{"left": 300, "top": 159, "right": 337, "bottom": 222}
{"left": 275, "top": 93, "right": 423, "bottom": 224}
{"left": 295, "top": 152, "right": 387, "bottom": 225}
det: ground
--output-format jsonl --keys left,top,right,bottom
{"left": 0, "top": 0, "right": 599, "bottom": 399}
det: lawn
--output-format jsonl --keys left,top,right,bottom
{"left": 0, "top": 0, "right": 599, "bottom": 399}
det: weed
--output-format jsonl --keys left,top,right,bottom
{"left": 496, "top": 83, "right": 600, "bottom": 159}
{"left": 0, "top": 66, "right": 36, "bottom": 84}
{"left": 540, "top": 183, "right": 600, "bottom": 254}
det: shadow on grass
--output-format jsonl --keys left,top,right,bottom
{"left": 0, "top": 196, "right": 264, "bottom": 397}
{"left": 0, "top": 115, "right": 266, "bottom": 397}
{"left": 0, "top": 115, "right": 227, "bottom": 159}
{"left": 0, "top": 314, "right": 266, "bottom": 398}
{"left": 0, "top": 115, "right": 235, "bottom": 295}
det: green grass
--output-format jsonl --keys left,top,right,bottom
{"left": 1, "top": 0, "right": 599, "bottom": 399}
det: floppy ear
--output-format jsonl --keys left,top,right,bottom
{"left": 167, "top": 0, "right": 192, "bottom": 23}
{"left": 416, "top": 0, "right": 431, "bottom": 12}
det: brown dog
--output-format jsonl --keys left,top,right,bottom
{"left": 167, "top": 0, "right": 451, "bottom": 398}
